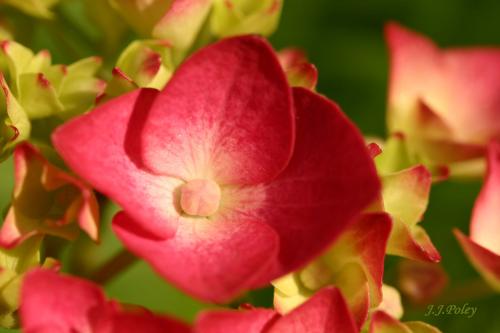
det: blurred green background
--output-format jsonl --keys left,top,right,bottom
{"left": 1, "top": 0, "right": 500, "bottom": 332}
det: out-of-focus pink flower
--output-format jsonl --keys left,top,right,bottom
{"left": 386, "top": 22, "right": 500, "bottom": 176}
{"left": 0, "top": 143, "right": 99, "bottom": 248}
{"left": 20, "top": 269, "right": 190, "bottom": 333}
{"left": 277, "top": 48, "right": 318, "bottom": 90}
{"left": 195, "top": 287, "right": 358, "bottom": 333}
{"left": 455, "top": 141, "right": 500, "bottom": 291}
{"left": 397, "top": 259, "right": 448, "bottom": 304}
{"left": 52, "top": 36, "right": 380, "bottom": 302}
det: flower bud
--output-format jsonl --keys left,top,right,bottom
{"left": 210, "top": 0, "right": 283, "bottom": 37}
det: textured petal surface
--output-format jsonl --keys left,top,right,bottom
{"left": 52, "top": 89, "right": 181, "bottom": 238}
{"left": 268, "top": 288, "right": 358, "bottom": 333}
{"left": 113, "top": 211, "right": 280, "bottom": 302}
{"left": 139, "top": 36, "right": 294, "bottom": 185}
{"left": 20, "top": 269, "right": 107, "bottom": 333}
{"left": 470, "top": 141, "right": 500, "bottom": 255}
{"left": 260, "top": 88, "right": 380, "bottom": 275}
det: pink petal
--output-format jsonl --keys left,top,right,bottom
{"left": 470, "top": 141, "right": 500, "bottom": 255}
{"left": 453, "top": 142, "right": 500, "bottom": 290}
{"left": 52, "top": 89, "right": 182, "bottom": 238}
{"left": 388, "top": 222, "right": 441, "bottom": 262}
{"left": 386, "top": 22, "right": 500, "bottom": 145}
{"left": 20, "top": 269, "right": 107, "bottom": 333}
{"left": 195, "top": 309, "right": 277, "bottom": 333}
{"left": 268, "top": 287, "right": 358, "bottom": 333}
{"left": 110, "top": 311, "right": 191, "bottom": 333}
{"left": 260, "top": 87, "right": 380, "bottom": 275}
{"left": 454, "top": 229, "right": 500, "bottom": 290}
{"left": 344, "top": 213, "right": 392, "bottom": 317}
{"left": 112, "top": 210, "right": 280, "bottom": 302}
{"left": 385, "top": 22, "right": 442, "bottom": 135}
{"left": 194, "top": 287, "right": 357, "bottom": 333}
{"left": 21, "top": 269, "right": 192, "bottom": 333}
{"left": 139, "top": 35, "right": 294, "bottom": 185}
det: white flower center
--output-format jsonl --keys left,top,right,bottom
{"left": 180, "top": 179, "right": 221, "bottom": 217}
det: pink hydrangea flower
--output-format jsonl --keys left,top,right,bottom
{"left": 195, "top": 287, "right": 358, "bottom": 333}
{"left": 20, "top": 269, "right": 190, "bottom": 333}
{"left": 386, "top": 22, "right": 500, "bottom": 174}
{"left": 455, "top": 141, "right": 500, "bottom": 291}
{"left": 53, "top": 36, "right": 380, "bottom": 302}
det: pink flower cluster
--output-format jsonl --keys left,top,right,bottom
{"left": 1, "top": 1, "right": 499, "bottom": 332}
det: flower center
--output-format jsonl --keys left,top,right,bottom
{"left": 180, "top": 179, "right": 221, "bottom": 217}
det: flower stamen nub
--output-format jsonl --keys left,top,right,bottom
{"left": 180, "top": 179, "right": 221, "bottom": 217}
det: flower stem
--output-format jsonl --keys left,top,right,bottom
{"left": 90, "top": 248, "right": 137, "bottom": 285}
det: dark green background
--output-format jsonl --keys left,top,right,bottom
{"left": 1, "top": 0, "right": 500, "bottom": 332}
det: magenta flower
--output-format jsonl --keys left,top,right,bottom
{"left": 20, "top": 269, "right": 190, "bottom": 333}
{"left": 53, "top": 36, "right": 380, "bottom": 302}
{"left": 195, "top": 287, "right": 358, "bottom": 333}
{"left": 386, "top": 22, "right": 500, "bottom": 175}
